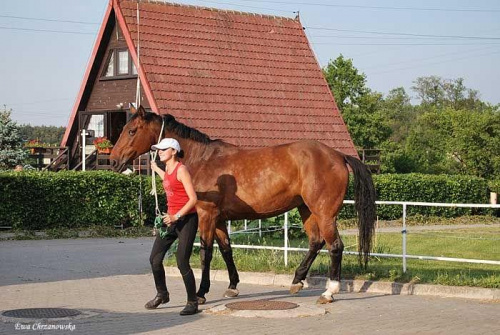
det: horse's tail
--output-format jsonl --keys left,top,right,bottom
{"left": 344, "top": 155, "right": 376, "bottom": 268}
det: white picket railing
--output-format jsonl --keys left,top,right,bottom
{"left": 197, "top": 201, "right": 500, "bottom": 273}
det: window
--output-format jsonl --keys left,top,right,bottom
{"left": 102, "top": 49, "right": 137, "bottom": 78}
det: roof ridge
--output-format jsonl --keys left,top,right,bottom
{"left": 122, "top": 0, "right": 298, "bottom": 22}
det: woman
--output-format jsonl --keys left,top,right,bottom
{"left": 146, "top": 138, "right": 199, "bottom": 316}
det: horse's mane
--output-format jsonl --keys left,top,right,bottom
{"left": 131, "top": 111, "right": 216, "bottom": 144}
{"left": 162, "top": 114, "right": 213, "bottom": 144}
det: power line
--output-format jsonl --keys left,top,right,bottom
{"left": 305, "top": 26, "right": 500, "bottom": 40}
{"left": 4, "top": 98, "right": 72, "bottom": 107}
{"left": 238, "top": 0, "right": 500, "bottom": 13}
{"left": 362, "top": 45, "right": 500, "bottom": 71}
{"left": 312, "top": 42, "right": 500, "bottom": 46}
{"left": 0, "top": 26, "right": 96, "bottom": 35}
{"left": 197, "top": 0, "right": 293, "bottom": 14}
{"left": 369, "top": 48, "right": 500, "bottom": 76}
{"left": 310, "top": 34, "right": 500, "bottom": 41}
{"left": 0, "top": 14, "right": 99, "bottom": 25}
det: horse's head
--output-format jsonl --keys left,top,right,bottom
{"left": 110, "top": 105, "right": 162, "bottom": 172}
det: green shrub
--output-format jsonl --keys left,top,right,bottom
{"left": 488, "top": 179, "right": 500, "bottom": 194}
{"left": 0, "top": 171, "right": 492, "bottom": 230}
{"left": 373, "top": 174, "right": 489, "bottom": 219}
{"left": 0, "top": 171, "right": 164, "bottom": 230}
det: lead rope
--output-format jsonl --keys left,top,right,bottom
{"left": 135, "top": 2, "right": 144, "bottom": 226}
{"left": 135, "top": 1, "right": 141, "bottom": 107}
{"left": 151, "top": 120, "right": 166, "bottom": 237}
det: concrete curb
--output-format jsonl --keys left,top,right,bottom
{"left": 165, "top": 266, "right": 500, "bottom": 301}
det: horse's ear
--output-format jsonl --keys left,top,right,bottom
{"left": 129, "top": 104, "right": 137, "bottom": 114}
{"left": 137, "top": 105, "right": 146, "bottom": 118}
{"left": 164, "top": 114, "right": 175, "bottom": 123}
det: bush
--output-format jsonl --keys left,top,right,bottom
{"left": 0, "top": 171, "right": 492, "bottom": 230}
{"left": 0, "top": 171, "right": 165, "bottom": 230}
{"left": 339, "top": 174, "right": 489, "bottom": 220}
{"left": 488, "top": 179, "right": 500, "bottom": 194}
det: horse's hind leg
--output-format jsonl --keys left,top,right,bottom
{"left": 316, "top": 219, "right": 344, "bottom": 304}
{"left": 215, "top": 223, "right": 240, "bottom": 298}
{"left": 196, "top": 210, "right": 216, "bottom": 304}
{"left": 290, "top": 204, "right": 325, "bottom": 294}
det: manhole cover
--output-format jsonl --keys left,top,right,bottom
{"left": 2, "top": 308, "right": 81, "bottom": 319}
{"left": 226, "top": 300, "right": 298, "bottom": 311}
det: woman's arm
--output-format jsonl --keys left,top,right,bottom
{"left": 150, "top": 161, "right": 165, "bottom": 181}
{"left": 175, "top": 165, "right": 198, "bottom": 217}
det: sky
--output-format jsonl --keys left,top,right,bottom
{"left": 1, "top": 0, "right": 499, "bottom": 126}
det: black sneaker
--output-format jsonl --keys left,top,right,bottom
{"left": 144, "top": 293, "right": 170, "bottom": 310}
{"left": 179, "top": 301, "right": 198, "bottom": 315}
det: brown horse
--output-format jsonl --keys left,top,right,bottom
{"left": 110, "top": 106, "right": 376, "bottom": 304}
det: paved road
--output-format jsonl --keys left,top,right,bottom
{"left": 1, "top": 238, "right": 499, "bottom": 335}
{"left": 0, "top": 238, "right": 154, "bottom": 285}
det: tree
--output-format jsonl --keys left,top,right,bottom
{"left": 0, "top": 106, "right": 27, "bottom": 169}
{"left": 411, "top": 76, "right": 482, "bottom": 110}
{"left": 380, "top": 87, "right": 415, "bottom": 143}
{"left": 323, "top": 55, "right": 391, "bottom": 149}
{"left": 18, "top": 124, "right": 66, "bottom": 144}
{"left": 323, "top": 54, "right": 368, "bottom": 111}
{"left": 405, "top": 107, "right": 500, "bottom": 178}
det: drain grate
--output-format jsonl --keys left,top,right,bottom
{"left": 2, "top": 308, "right": 81, "bottom": 319}
{"left": 226, "top": 300, "right": 298, "bottom": 311}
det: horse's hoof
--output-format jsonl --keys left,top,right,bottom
{"left": 224, "top": 288, "right": 239, "bottom": 298}
{"left": 289, "top": 282, "right": 304, "bottom": 294}
{"left": 316, "top": 295, "right": 334, "bottom": 304}
{"left": 197, "top": 296, "right": 207, "bottom": 305}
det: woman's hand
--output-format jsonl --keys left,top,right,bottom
{"left": 162, "top": 213, "right": 179, "bottom": 226}
{"left": 151, "top": 161, "right": 158, "bottom": 169}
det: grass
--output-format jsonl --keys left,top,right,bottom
{"left": 165, "top": 225, "right": 500, "bottom": 289}
{"left": 4, "top": 216, "right": 499, "bottom": 288}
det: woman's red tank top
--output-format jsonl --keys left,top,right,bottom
{"left": 163, "top": 162, "right": 196, "bottom": 215}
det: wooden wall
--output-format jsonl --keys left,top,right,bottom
{"left": 86, "top": 23, "right": 150, "bottom": 111}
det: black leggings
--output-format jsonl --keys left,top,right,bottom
{"left": 149, "top": 212, "right": 198, "bottom": 302}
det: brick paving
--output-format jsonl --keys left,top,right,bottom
{"left": 1, "top": 238, "right": 499, "bottom": 335}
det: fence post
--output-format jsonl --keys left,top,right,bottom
{"left": 244, "top": 219, "right": 247, "bottom": 231}
{"left": 258, "top": 219, "right": 262, "bottom": 238}
{"left": 402, "top": 203, "right": 407, "bottom": 273}
{"left": 227, "top": 220, "right": 231, "bottom": 235}
{"left": 284, "top": 212, "right": 288, "bottom": 266}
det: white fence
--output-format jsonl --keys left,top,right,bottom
{"left": 195, "top": 201, "right": 500, "bottom": 273}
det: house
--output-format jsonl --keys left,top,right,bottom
{"left": 61, "top": 0, "right": 357, "bottom": 169}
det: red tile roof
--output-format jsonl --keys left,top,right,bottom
{"left": 68, "top": 0, "right": 357, "bottom": 156}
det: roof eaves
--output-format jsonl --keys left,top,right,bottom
{"left": 114, "top": 0, "right": 160, "bottom": 113}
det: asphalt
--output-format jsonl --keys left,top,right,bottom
{"left": 1, "top": 237, "right": 499, "bottom": 334}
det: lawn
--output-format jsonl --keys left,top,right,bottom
{"left": 165, "top": 225, "right": 500, "bottom": 288}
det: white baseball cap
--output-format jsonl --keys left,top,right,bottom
{"left": 151, "top": 138, "right": 181, "bottom": 152}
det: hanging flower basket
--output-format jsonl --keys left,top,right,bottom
{"left": 93, "top": 137, "right": 114, "bottom": 154}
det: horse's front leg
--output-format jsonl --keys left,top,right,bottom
{"left": 196, "top": 210, "right": 216, "bottom": 305}
{"left": 215, "top": 222, "right": 240, "bottom": 298}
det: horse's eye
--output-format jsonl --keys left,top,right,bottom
{"left": 128, "top": 129, "right": 136, "bottom": 136}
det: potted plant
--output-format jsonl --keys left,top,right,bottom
{"left": 93, "top": 136, "right": 114, "bottom": 154}
{"left": 25, "top": 139, "right": 44, "bottom": 154}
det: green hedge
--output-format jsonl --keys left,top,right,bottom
{"left": 340, "top": 173, "right": 490, "bottom": 220}
{"left": 374, "top": 174, "right": 489, "bottom": 219}
{"left": 488, "top": 179, "right": 500, "bottom": 194}
{"left": 0, "top": 171, "right": 493, "bottom": 230}
{"left": 0, "top": 171, "right": 164, "bottom": 230}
